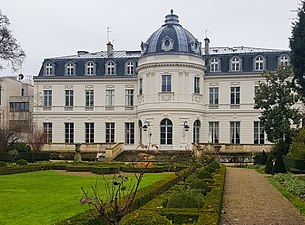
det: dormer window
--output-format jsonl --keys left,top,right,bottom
{"left": 126, "top": 61, "right": 135, "bottom": 75}
{"left": 85, "top": 61, "right": 96, "bottom": 76}
{"left": 45, "top": 62, "right": 54, "bottom": 76}
{"left": 230, "top": 56, "right": 242, "bottom": 72}
{"left": 253, "top": 56, "right": 265, "bottom": 71}
{"left": 210, "top": 57, "right": 220, "bottom": 72}
{"left": 65, "top": 62, "right": 75, "bottom": 76}
{"left": 161, "top": 37, "right": 174, "bottom": 51}
{"left": 279, "top": 54, "right": 290, "bottom": 66}
{"left": 106, "top": 61, "right": 116, "bottom": 75}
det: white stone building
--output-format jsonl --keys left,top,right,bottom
{"left": 34, "top": 11, "right": 293, "bottom": 155}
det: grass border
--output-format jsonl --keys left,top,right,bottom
{"left": 268, "top": 176, "right": 305, "bottom": 216}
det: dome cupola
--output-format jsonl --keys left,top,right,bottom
{"left": 141, "top": 10, "right": 202, "bottom": 56}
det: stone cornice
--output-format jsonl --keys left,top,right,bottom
{"left": 204, "top": 74, "right": 262, "bottom": 79}
{"left": 137, "top": 62, "right": 205, "bottom": 71}
{"left": 34, "top": 77, "right": 137, "bottom": 83}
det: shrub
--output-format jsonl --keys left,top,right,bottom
{"left": 7, "top": 142, "right": 31, "bottom": 153}
{"left": 259, "top": 150, "right": 268, "bottom": 165}
{"left": 272, "top": 153, "right": 287, "bottom": 174}
{"left": 265, "top": 155, "right": 273, "bottom": 174}
{"left": 16, "top": 159, "right": 28, "bottom": 165}
{"left": 197, "top": 169, "right": 213, "bottom": 179}
{"left": 0, "top": 161, "right": 7, "bottom": 167}
{"left": 165, "top": 190, "right": 204, "bottom": 208}
{"left": 189, "top": 179, "right": 211, "bottom": 194}
{"left": 208, "top": 161, "right": 220, "bottom": 169}
{"left": 289, "top": 127, "right": 305, "bottom": 160}
{"left": 121, "top": 211, "right": 171, "bottom": 225}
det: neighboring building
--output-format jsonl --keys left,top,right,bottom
{"left": 0, "top": 76, "right": 34, "bottom": 131}
{"left": 34, "top": 11, "right": 295, "bottom": 154}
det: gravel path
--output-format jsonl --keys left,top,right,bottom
{"left": 221, "top": 167, "right": 305, "bottom": 225}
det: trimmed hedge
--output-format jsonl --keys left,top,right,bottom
{"left": 0, "top": 165, "right": 42, "bottom": 175}
{"left": 92, "top": 166, "right": 120, "bottom": 174}
{"left": 66, "top": 165, "right": 92, "bottom": 172}
{"left": 121, "top": 166, "right": 167, "bottom": 173}
{"left": 121, "top": 211, "right": 171, "bottom": 225}
{"left": 0, "top": 152, "right": 50, "bottom": 162}
{"left": 283, "top": 156, "right": 305, "bottom": 172}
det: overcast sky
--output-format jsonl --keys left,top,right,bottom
{"left": 0, "top": 0, "right": 301, "bottom": 77}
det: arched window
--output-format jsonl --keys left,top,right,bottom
{"left": 106, "top": 61, "right": 116, "bottom": 75}
{"left": 230, "top": 56, "right": 241, "bottom": 72}
{"left": 254, "top": 56, "right": 265, "bottom": 71}
{"left": 160, "top": 119, "right": 173, "bottom": 145}
{"left": 86, "top": 61, "right": 95, "bottom": 75}
{"left": 193, "top": 120, "right": 201, "bottom": 144}
{"left": 278, "top": 54, "right": 290, "bottom": 66}
{"left": 45, "top": 62, "right": 54, "bottom": 76}
{"left": 65, "top": 62, "right": 75, "bottom": 76}
{"left": 210, "top": 58, "right": 220, "bottom": 72}
{"left": 126, "top": 61, "right": 135, "bottom": 75}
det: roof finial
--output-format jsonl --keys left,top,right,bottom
{"left": 170, "top": 9, "right": 173, "bottom": 14}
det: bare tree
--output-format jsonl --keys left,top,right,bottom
{"left": 0, "top": 11, "right": 25, "bottom": 71}
{"left": 26, "top": 128, "right": 46, "bottom": 152}
{"left": 0, "top": 125, "right": 21, "bottom": 152}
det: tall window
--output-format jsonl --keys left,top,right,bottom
{"left": 193, "top": 120, "right": 201, "bottom": 144}
{"left": 139, "top": 78, "right": 143, "bottom": 95}
{"left": 45, "top": 62, "right": 53, "bottom": 76}
{"left": 209, "top": 122, "right": 219, "bottom": 143}
{"left": 65, "top": 122, "right": 74, "bottom": 143}
{"left": 66, "top": 62, "right": 75, "bottom": 76}
{"left": 106, "top": 122, "right": 115, "bottom": 143}
{"left": 86, "top": 62, "right": 95, "bottom": 75}
{"left": 279, "top": 54, "right": 290, "bottom": 66}
{"left": 230, "top": 122, "right": 240, "bottom": 144}
{"left": 254, "top": 56, "right": 264, "bottom": 71}
{"left": 126, "top": 61, "right": 135, "bottom": 75}
{"left": 254, "top": 121, "right": 264, "bottom": 144}
{"left": 106, "top": 61, "right": 115, "bottom": 75}
{"left": 85, "top": 122, "right": 94, "bottom": 143}
{"left": 230, "top": 87, "right": 240, "bottom": 108}
{"left": 161, "top": 75, "right": 171, "bottom": 92}
{"left": 160, "top": 119, "right": 173, "bottom": 145}
{"left": 209, "top": 87, "right": 219, "bottom": 108}
{"left": 43, "top": 90, "right": 52, "bottom": 107}
{"left": 43, "top": 123, "right": 52, "bottom": 143}
{"left": 230, "top": 57, "right": 241, "bottom": 71}
{"left": 106, "top": 90, "right": 115, "bottom": 108}
{"left": 210, "top": 58, "right": 219, "bottom": 72}
{"left": 125, "top": 123, "right": 135, "bottom": 144}
{"left": 65, "top": 90, "right": 74, "bottom": 107}
{"left": 194, "top": 77, "right": 200, "bottom": 94}
{"left": 139, "top": 120, "right": 143, "bottom": 144}
{"left": 85, "top": 90, "right": 94, "bottom": 108}
{"left": 125, "top": 89, "right": 134, "bottom": 109}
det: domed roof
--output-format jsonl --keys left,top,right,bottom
{"left": 141, "top": 10, "right": 202, "bottom": 56}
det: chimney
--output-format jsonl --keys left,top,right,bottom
{"left": 107, "top": 42, "right": 113, "bottom": 55}
{"left": 77, "top": 50, "right": 89, "bottom": 56}
{"left": 204, "top": 37, "right": 210, "bottom": 55}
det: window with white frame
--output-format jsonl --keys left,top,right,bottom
{"left": 139, "top": 78, "right": 143, "bottom": 95}
{"left": 85, "top": 90, "right": 94, "bottom": 108}
{"left": 65, "top": 90, "right": 74, "bottom": 107}
{"left": 230, "top": 121, "right": 240, "bottom": 144}
{"left": 43, "top": 122, "right": 52, "bottom": 143}
{"left": 45, "top": 62, "right": 54, "bottom": 76}
{"left": 126, "top": 61, "right": 135, "bottom": 75}
{"left": 106, "top": 61, "right": 115, "bottom": 75}
{"left": 210, "top": 58, "right": 220, "bottom": 72}
{"left": 254, "top": 121, "right": 264, "bottom": 144}
{"left": 106, "top": 89, "right": 115, "bottom": 108}
{"left": 193, "top": 120, "right": 201, "bottom": 144}
{"left": 43, "top": 90, "right": 52, "bottom": 107}
{"left": 106, "top": 122, "right": 115, "bottom": 143}
{"left": 139, "top": 120, "right": 143, "bottom": 144}
{"left": 230, "top": 56, "right": 241, "bottom": 71}
{"left": 86, "top": 61, "right": 95, "bottom": 75}
{"left": 125, "top": 123, "right": 135, "bottom": 144}
{"left": 65, "top": 122, "right": 74, "bottom": 143}
{"left": 194, "top": 77, "right": 200, "bottom": 94}
{"left": 160, "top": 119, "right": 173, "bottom": 145}
{"left": 279, "top": 54, "right": 290, "bottom": 66}
{"left": 66, "top": 62, "right": 75, "bottom": 76}
{"left": 209, "top": 122, "right": 219, "bottom": 143}
{"left": 254, "top": 56, "right": 265, "bottom": 71}
{"left": 209, "top": 87, "right": 219, "bottom": 108}
{"left": 230, "top": 86, "right": 240, "bottom": 108}
{"left": 125, "top": 89, "right": 134, "bottom": 108}
{"left": 161, "top": 75, "right": 171, "bottom": 92}
{"left": 85, "top": 122, "right": 94, "bottom": 143}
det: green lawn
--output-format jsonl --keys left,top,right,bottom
{"left": 0, "top": 170, "right": 171, "bottom": 225}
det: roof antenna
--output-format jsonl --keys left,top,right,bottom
{"left": 205, "top": 30, "right": 208, "bottom": 38}
{"left": 107, "top": 27, "right": 115, "bottom": 43}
